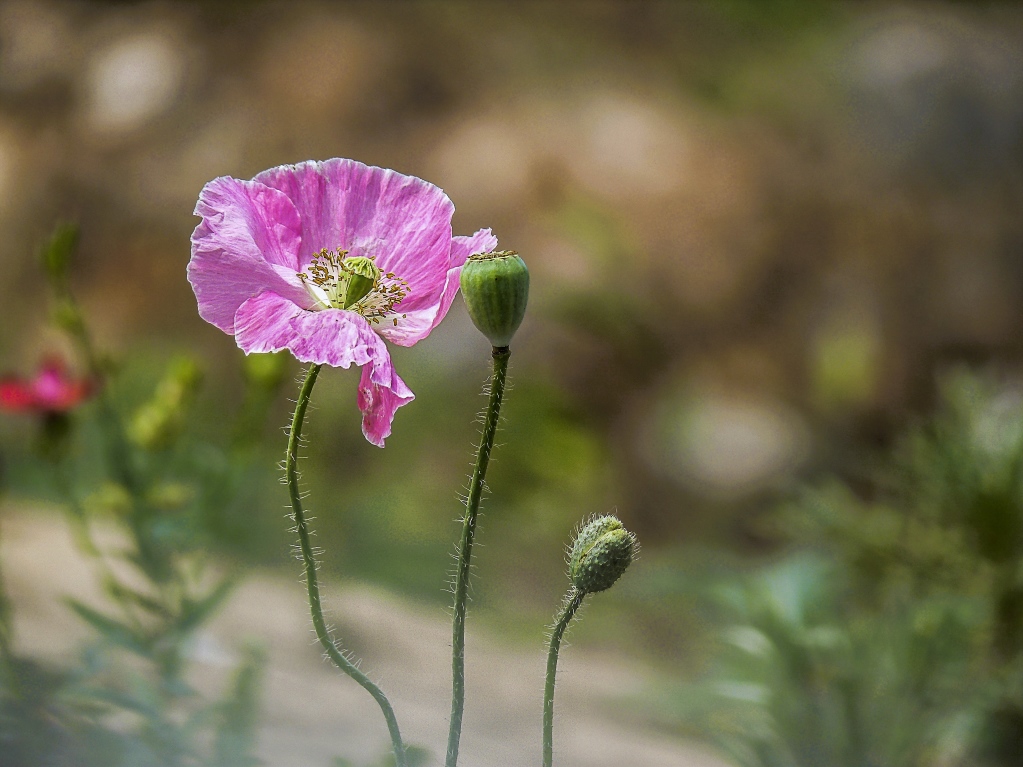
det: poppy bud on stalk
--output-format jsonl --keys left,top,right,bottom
{"left": 460, "top": 250, "right": 529, "bottom": 347}
{"left": 544, "top": 513, "right": 638, "bottom": 767}
{"left": 568, "top": 515, "right": 637, "bottom": 594}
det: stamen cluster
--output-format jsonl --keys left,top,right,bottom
{"left": 298, "top": 248, "right": 410, "bottom": 325}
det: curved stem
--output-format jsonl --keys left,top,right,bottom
{"left": 446, "top": 346, "right": 511, "bottom": 767}
{"left": 287, "top": 363, "right": 407, "bottom": 767}
{"left": 543, "top": 590, "right": 585, "bottom": 767}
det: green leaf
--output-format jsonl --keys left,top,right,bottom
{"left": 66, "top": 599, "right": 150, "bottom": 657}
{"left": 103, "top": 579, "right": 172, "bottom": 619}
{"left": 178, "top": 577, "right": 236, "bottom": 636}
{"left": 208, "top": 643, "right": 266, "bottom": 767}
{"left": 71, "top": 684, "right": 162, "bottom": 720}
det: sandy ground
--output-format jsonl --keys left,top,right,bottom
{"left": 2, "top": 508, "right": 727, "bottom": 767}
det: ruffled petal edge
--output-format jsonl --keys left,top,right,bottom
{"left": 234, "top": 291, "right": 414, "bottom": 445}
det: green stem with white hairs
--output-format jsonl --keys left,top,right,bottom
{"left": 287, "top": 363, "right": 407, "bottom": 767}
{"left": 445, "top": 346, "right": 511, "bottom": 767}
{"left": 543, "top": 589, "right": 585, "bottom": 767}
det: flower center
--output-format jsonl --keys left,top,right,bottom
{"left": 298, "top": 249, "right": 409, "bottom": 325}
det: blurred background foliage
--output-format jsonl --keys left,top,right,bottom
{"left": 1, "top": 0, "right": 1023, "bottom": 765}
{"left": 2, "top": 226, "right": 272, "bottom": 765}
{"left": 655, "top": 373, "right": 1023, "bottom": 765}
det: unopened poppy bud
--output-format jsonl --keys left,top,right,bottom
{"left": 460, "top": 250, "right": 529, "bottom": 348}
{"left": 568, "top": 515, "right": 637, "bottom": 594}
{"left": 341, "top": 255, "right": 380, "bottom": 309}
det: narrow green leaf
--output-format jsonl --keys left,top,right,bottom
{"left": 103, "top": 579, "right": 172, "bottom": 619}
{"left": 209, "top": 643, "right": 266, "bottom": 767}
{"left": 179, "top": 577, "right": 236, "bottom": 636}
{"left": 66, "top": 599, "right": 150, "bottom": 656}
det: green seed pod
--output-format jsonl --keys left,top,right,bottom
{"left": 568, "top": 515, "right": 637, "bottom": 594}
{"left": 460, "top": 250, "right": 529, "bottom": 348}
{"left": 341, "top": 255, "right": 380, "bottom": 308}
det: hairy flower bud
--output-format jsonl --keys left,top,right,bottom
{"left": 460, "top": 250, "right": 529, "bottom": 348}
{"left": 568, "top": 515, "right": 637, "bottom": 594}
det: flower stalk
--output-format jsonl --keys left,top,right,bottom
{"left": 543, "top": 589, "right": 585, "bottom": 767}
{"left": 543, "top": 515, "right": 637, "bottom": 766}
{"left": 445, "top": 345, "right": 511, "bottom": 767}
{"left": 286, "top": 363, "right": 407, "bottom": 767}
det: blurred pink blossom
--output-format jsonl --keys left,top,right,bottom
{"left": 0, "top": 359, "right": 93, "bottom": 413}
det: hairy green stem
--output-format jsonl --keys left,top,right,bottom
{"left": 446, "top": 346, "right": 511, "bottom": 767}
{"left": 287, "top": 363, "right": 407, "bottom": 767}
{"left": 544, "top": 589, "right": 585, "bottom": 767}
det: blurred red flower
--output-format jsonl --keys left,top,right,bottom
{"left": 0, "top": 360, "right": 93, "bottom": 413}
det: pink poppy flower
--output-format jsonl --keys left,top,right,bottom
{"left": 0, "top": 360, "right": 93, "bottom": 413}
{"left": 187, "top": 158, "right": 496, "bottom": 446}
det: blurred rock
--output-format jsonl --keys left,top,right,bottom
{"left": 255, "top": 13, "right": 383, "bottom": 120}
{"left": 639, "top": 385, "right": 810, "bottom": 498}
{"left": 81, "top": 29, "right": 188, "bottom": 134}
{"left": 431, "top": 115, "right": 532, "bottom": 211}
{"left": 563, "top": 92, "right": 689, "bottom": 200}
{"left": 845, "top": 12, "right": 1023, "bottom": 179}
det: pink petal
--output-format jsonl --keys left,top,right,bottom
{"left": 232, "top": 291, "right": 306, "bottom": 356}
{"left": 369, "top": 305, "right": 442, "bottom": 348}
{"left": 449, "top": 228, "right": 500, "bottom": 271}
{"left": 358, "top": 355, "right": 414, "bottom": 447}
{"left": 234, "top": 292, "right": 414, "bottom": 446}
{"left": 253, "top": 159, "right": 454, "bottom": 317}
{"left": 234, "top": 292, "right": 371, "bottom": 367}
{"left": 437, "top": 226, "right": 499, "bottom": 326}
{"left": 188, "top": 176, "right": 311, "bottom": 333}
{"left": 378, "top": 227, "right": 498, "bottom": 347}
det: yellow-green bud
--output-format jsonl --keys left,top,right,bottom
{"left": 342, "top": 256, "right": 380, "bottom": 309}
{"left": 146, "top": 482, "right": 194, "bottom": 510}
{"left": 128, "top": 357, "right": 202, "bottom": 451}
{"left": 568, "top": 515, "right": 637, "bottom": 594}
{"left": 243, "top": 350, "right": 289, "bottom": 391}
{"left": 84, "top": 482, "right": 133, "bottom": 518}
{"left": 39, "top": 222, "right": 78, "bottom": 287}
{"left": 460, "top": 250, "right": 529, "bottom": 348}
